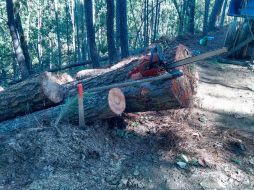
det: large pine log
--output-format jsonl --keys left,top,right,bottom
{"left": 0, "top": 74, "right": 192, "bottom": 133}
{"left": 0, "top": 88, "right": 126, "bottom": 133}
{"left": 0, "top": 44, "right": 196, "bottom": 123}
{"left": 0, "top": 72, "right": 64, "bottom": 122}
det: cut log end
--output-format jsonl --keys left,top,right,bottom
{"left": 170, "top": 44, "right": 198, "bottom": 107}
{"left": 108, "top": 88, "right": 126, "bottom": 115}
{"left": 41, "top": 72, "right": 65, "bottom": 104}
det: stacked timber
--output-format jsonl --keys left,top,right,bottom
{"left": 0, "top": 43, "right": 197, "bottom": 123}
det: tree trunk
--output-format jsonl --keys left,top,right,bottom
{"left": 53, "top": 0, "right": 62, "bottom": 67}
{"left": 220, "top": 0, "right": 228, "bottom": 27}
{"left": 187, "top": 0, "right": 195, "bottom": 34}
{"left": 0, "top": 44, "right": 196, "bottom": 123}
{"left": 0, "top": 72, "right": 64, "bottom": 122}
{"left": 117, "top": 0, "right": 129, "bottom": 58}
{"left": 203, "top": 0, "right": 210, "bottom": 36}
{"left": 208, "top": 0, "right": 224, "bottom": 31}
{"left": 37, "top": 0, "right": 43, "bottom": 69}
{"left": 14, "top": 3, "right": 32, "bottom": 73}
{"left": 172, "top": 0, "right": 185, "bottom": 35}
{"left": 106, "top": 0, "right": 117, "bottom": 62}
{"left": 0, "top": 88, "right": 126, "bottom": 133}
{"left": 75, "top": 2, "right": 81, "bottom": 61}
{"left": 84, "top": 0, "right": 100, "bottom": 68}
{"left": 65, "top": 0, "right": 70, "bottom": 62}
{"left": 71, "top": 0, "right": 77, "bottom": 62}
{"left": 66, "top": 44, "right": 195, "bottom": 98}
{"left": 153, "top": 0, "right": 159, "bottom": 42}
{"left": 6, "top": 0, "right": 31, "bottom": 80}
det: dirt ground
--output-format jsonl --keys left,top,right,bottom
{"left": 0, "top": 29, "right": 254, "bottom": 190}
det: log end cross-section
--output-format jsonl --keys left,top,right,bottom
{"left": 0, "top": 72, "right": 64, "bottom": 122}
{"left": 41, "top": 72, "right": 65, "bottom": 104}
{"left": 108, "top": 88, "right": 126, "bottom": 115}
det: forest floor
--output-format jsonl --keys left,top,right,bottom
{"left": 1, "top": 28, "right": 254, "bottom": 190}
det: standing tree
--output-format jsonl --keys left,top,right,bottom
{"left": 172, "top": 0, "right": 187, "bottom": 35}
{"left": 116, "top": 0, "right": 129, "bottom": 58}
{"left": 208, "top": 0, "right": 224, "bottom": 31}
{"left": 203, "top": 0, "right": 210, "bottom": 35}
{"left": 153, "top": 0, "right": 160, "bottom": 42}
{"left": 6, "top": 0, "right": 31, "bottom": 79}
{"left": 186, "top": 0, "right": 196, "bottom": 34}
{"left": 106, "top": 0, "right": 117, "bottom": 62}
{"left": 15, "top": 2, "right": 32, "bottom": 72}
{"left": 220, "top": 0, "right": 228, "bottom": 27}
{"left": 143, "top": 0, "right": 149, "bottom": 47}
{"left": 84, "top": 0, "right": 100, "bottom": 68}
{"left": 53, "top": 0, "right": 62, "bottom": 67}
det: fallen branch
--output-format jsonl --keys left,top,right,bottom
{"left": 49, "top": 56, "right": 109, "bottom": 72}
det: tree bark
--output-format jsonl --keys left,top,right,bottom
{"left": 84, "top": 0, "right": 100, "bottom": 68}
{"left": 116, "top": 0, "right": 129, "bottom": 58}
{"left": 203, "top": 0, "right": 210, "bottom": 36}
{"left": 14, "top": 2, "right": 32, "bottom": 72}
{"left": 187, "top": 0, "right": 195, "bottom": 34}
{"left": 65, "top": 44, "right": 196, "bottom": 98}
{"left": 208, "top": 0, "right": 224, "bottom": 31}
{"left": 220, "top": 0, "right": 228, "bottom": 27}
{"left": 37, "top": 0, "right": 43, "bottom": 68}
{"left": 6, "top": 0, "right": 31, "bottom": 80}
{"left": 106, "top": 0, "right": 117, "bottom": 62}
{"left": 0, "top": 88, "right": 126, "bottom": 133}
{"left": 153, "top": 0, "right": 159, "bottom": 42}
{"left": 143, "top": 0, "right": 149, "bottom": 48}
{"left": 53, "top": 0, "right": 62, "bottom": 66}
{"left": 0, "top": 72, "right": 64, "bottom": 122}
{"left": 71, "top": 0, "right": 77, "bottom": 62}
{"left": 0, "top": 44, "right": 196, "bottom": 123}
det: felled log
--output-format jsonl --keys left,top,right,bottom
{"left": 0, "top": 72, "right": 64, "bottom": 122}
{"left": 52, "top": 44, "right": 196, "bottom": 121}
{"left": 0, "top": 72, "right": 191, "bottom": 133}
{"left": 0, "top": 88, "right": 126, "bottom": 133}
{"left": 0, "top": 44, "right": 196, "bottom": 123}
{"left": 48, "top": 56, "right": 109, "bottom": 72}
{"left": 54, "top": 87, "right": 126, "bottom": 124}
{"left": 76, "top": 68, "right": 110, "bottom": 80}
{"left": 65, "top": 57, "right": 140, "bottom": 94}
{"left": 65, "top": 44, "right": 190, "bottom": 97}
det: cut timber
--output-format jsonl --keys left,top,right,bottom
{"left": 0, "top": 72, "right": 64, "bottom": 122}
{"left": 65, "top": 43, "right": 195, "bottom": 97}
{"left": 108, "top": 88, "right": 126, "bottom": 115}
{"left": 48, "top": 87, "right": 126, "bottom": 124}
{"left": 0, "top": 43, "right": 197, "bottom": 124}
{"left": 123, "top": 73, "right": 193, "bottom": 112}
{"left": 65, "top": 57, "right": 141, "bottom": 96}
{"left": 76, "top": 68, "right": 110, "bottom": 80}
